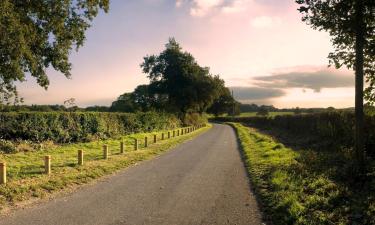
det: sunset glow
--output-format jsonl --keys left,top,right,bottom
{"left": 18, "top": 0, "right": 355, "bottom": 108}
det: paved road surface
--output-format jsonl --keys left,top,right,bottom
{"left": 0, "top": 124, "right": 263, "bottom": 225}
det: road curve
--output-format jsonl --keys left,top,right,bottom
{"left": 0, "top": 124, "right": 263, "bottom": 225}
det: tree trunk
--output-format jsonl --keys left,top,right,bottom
{"left": 354, "top": 0, "right": 365, "bottom": 172}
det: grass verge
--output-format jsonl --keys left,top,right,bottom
{"left": 229, "top": 122, "right": 375, "bottom": 225}
{"left": 0, "top": 125, "right": 211, "bottom": 212}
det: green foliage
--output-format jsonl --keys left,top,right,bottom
{"left": 0, "top": 139, "right": 16, "bottom": 153}
{"left": 181, "top": 113, "right": 208, "bottom": 126}
{"left": 0, "top": 0, "right": 109, "bottom": 103}
{"left": 256, "top": 106, "right": 269, "bottom": 116}
{"left": 235, "top": 112, "right": 295, "bottom": 118}
{"left": 230, "top": 123, "right": 375, "bottom": 225}
{"left": 110, "top": 85, "right": 160, "bottom": 112}
{"left": 296, "top": 0, "right": 375, "bottom": 103}
{"left": 140, "top": 38, "right": 226, "bottom": 114}
{"left": 207, "top": 88, "right": 235, "bottom": 117}
{"left": 216, "top": 112, "right": 375, "bottom": 156}
{"left": 0, "top": 112, "right": 180, "bottom": 146}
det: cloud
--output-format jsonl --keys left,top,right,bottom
{"left": 221, "top": 0, "right": 249, "bottom": 14}
{"left": 177, "top": 0, "right": 251, "bottom": 17}
{"left": 251, "top": 16, "right": 281, "bottom": 28}
{"left": 229, "top": 86, "right": 286, "bottom": 102}
{"left": 189, "top": 0, "right": 225, "bottom": 17}
{"left": 176, "top": 0, "right": 183, "bottom": 8}
{"left": 253, "top": 68, "right": 354, "bottom": 92}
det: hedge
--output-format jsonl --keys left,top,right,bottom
{"left": 214, "top": 112, "right": 375, "bottom": 154}
{"left": 0, "top": 111, "right": 181, "bottom": 143}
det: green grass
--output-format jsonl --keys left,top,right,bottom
{"left": 0, "top": 125, "right": 211, "bottom": 211}
{"left": 236, "top": 112, "right": 295, "bottom": 117}
{"left": 229, "top": 122, "right": 375, "bottom": 225}
{"left": 207, "top": 112, "right": 295, "bottom": 118}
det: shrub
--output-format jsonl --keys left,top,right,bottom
{"left": 0, "top": 111, "right": 180, "bottom": 144}
{"left": 0, "top": 139, "right": 17, "bottom": 153}
{"left": 181, "top": 113, "right": 208, "bottom": 126}
{"left": 214, "top": 112, "right": 375, "bottom": 155}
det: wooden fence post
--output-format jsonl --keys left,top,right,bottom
{"left": 173, "top": 130, "right": 175, "bottom": 137}
{"left": 154, "top": 134, "right": 157, "bottom": 143}
{"left": 145, "top": 137, "right": 148, "bottom": 148}
{"left": 177, "top": 130, "right": 180, "bottom": 136}
{"left": 0, "top": 162, "right": 6, "bottom": 185}
{"left": 78, "top": 150, "right": 84, "bottom": 165}
{"left": 120, "top": 141, "right": 125, "bottom": 154}
{"left": 168, "top": 131, "right": 171, "bottom": 139}
{"left": 162, "top": 133, "right": 165, "bottom": 140}
{"left": 103, "top": 145, "right": 109, "bottom": 159}
{"left": 134, "top": 139, "right": 139, "bottom": 150}
{"left": 44, "top": 155, "right": 51, "bottom": 175}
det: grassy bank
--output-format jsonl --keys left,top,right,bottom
{"left": 230, "top": 122, "right": 375, "bottom": 225}
{"left": 0, "top": 125, "right": 210, "bottom": 212}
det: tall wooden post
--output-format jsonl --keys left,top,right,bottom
{"left": 154, "top": 134, "right": 157, "bottom": 143}
{"left": 134, "top": 139, "right": 139, "bottom": 150}
{"left": 78, "top": 150, "right": 84, "bottom": 165}
{"left": 0, "top": 162, "right": 6, "bottom": 184}
{"left": 145, "top": 137, "right": 148, "bottom": 148}
{"left": 44, "top": 156, "right": 51, "bottom": 175}
{"left": 103, "top": 145, "right": 109, "bottom": 159}
{"left": 120, "top": 141, "right": 125, "bottom": 154}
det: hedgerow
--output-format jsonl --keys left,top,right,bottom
{"left": 214, "top": 112, "right": 375, "bottom": 155}
{"left": 0, "top": 111, "right": 180, "bottom": 144}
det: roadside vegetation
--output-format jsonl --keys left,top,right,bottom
{"left": 0, "top": 125, "right": 210, "bottom": 212}
{"left": 215, "top": 111, "right": 375, "bottom": 156}
{"left": 222, "top": 112, "right": 295, "bottom": 118}
{"left": 230, "top": 122, "right": 375, "bottom": 225}
{"left": 0, "top": 111, "right": 180, "bottom": 148}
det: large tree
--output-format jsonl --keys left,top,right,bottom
{"left": 207, "top": 87, "right": 234, "bottom": 117}
{"left": 296, "top": 0, "right": 374, "bottom": 170}
{"left": 0, "top": 0, "right": 109, "bottom": 103}
{"left": 110, "top": 84, "right": 161, "bottom": 112}
{"left": 141, "top": 38, "right": 226, "bottom": 114}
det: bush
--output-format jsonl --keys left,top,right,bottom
{"left": 0, "top": 139, "right": 17, "bottom": 153}
{"left": 0, "top": 111, "right": 180, "bottom": 144}
{"left": 214, "top": 112, "right": 375, "bottom": 155}
{"left": 181, "top": 113, "right": 208, "bottom": 126}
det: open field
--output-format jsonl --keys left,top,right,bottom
{"left": 236, "top": 112, "right": 295, "bottom": 117}
{"left": 207, "top": 112, "right": 295, "bottom": 119}
{"left": 0, "top": 125, "right": 210, "bottom": 212}
{"left": 230, "top": 122, "right": 375, "bottom": 225}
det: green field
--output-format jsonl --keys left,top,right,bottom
{"left": 0, "top": 125, "right": 210, "bottom": 211}
{"left": 236, "top": 112, "right": 295, "bottom": 117}
{"left": 230, "top": 122, "right": 374, "bottom": 225}
{"left": 207, "top": 111, "right": 295, "bottom": 119}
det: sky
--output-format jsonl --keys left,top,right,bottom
{"left": 18, "top": 0, "right": 356, "bottom": 108}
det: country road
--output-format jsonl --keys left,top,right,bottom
{"left": 0, "top": 124, "right": 263, "bottom": 225}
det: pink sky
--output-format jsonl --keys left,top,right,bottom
{"left": 18, "top": 0, "right": 355, "bottom": 108}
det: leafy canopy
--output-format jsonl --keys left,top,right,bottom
{"left": 0, "top": 0, "right": 109, "bottom": 103}
{"left": 207, "top": 87, "right": 235, "bottom": 117}
{"left": 141, "top": 38, "right": 226, "bottom": 114}
{"left": 296, "top": 0, "right": 375, "bottom": 103}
